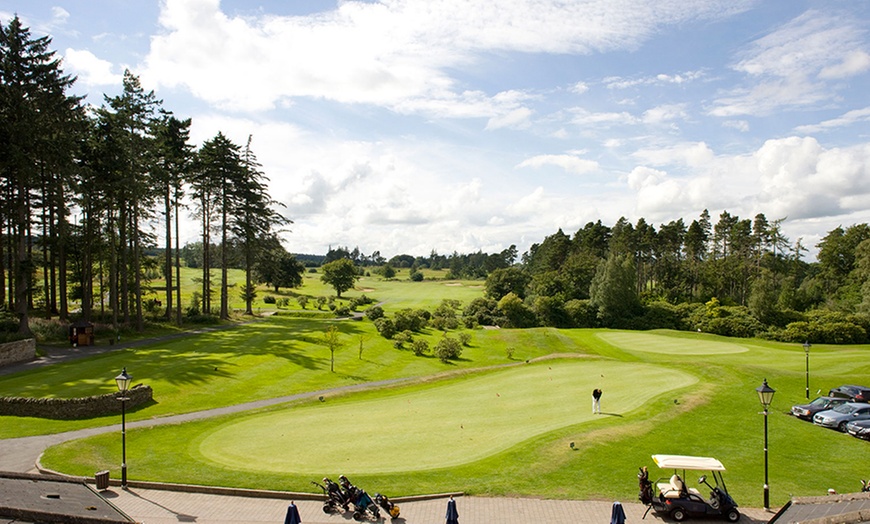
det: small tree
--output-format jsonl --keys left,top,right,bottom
{"left": 435, "top": 335, "right": 462, "bottom": 363}
{"left": 323, "top": 325, "right": 342, "bottom": 372}
{"left": 297, "top": 296, "right": 309, "bottom": 309}
{"left": 320, "top": 258, "right": 360, "bottom": 298}
{"left": 412, "top": 339, "right": 430, "bottom": 356}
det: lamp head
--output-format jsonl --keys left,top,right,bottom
{"left": 115, "top": 368, "right": 132, "bottom": 393}
{"left": 756, "top": 378, "right": 775, "bottom": 408}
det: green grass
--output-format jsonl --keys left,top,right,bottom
{"left": 5, "top": 314, "right": 870, "bottom": 507}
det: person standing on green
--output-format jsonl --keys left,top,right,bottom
{"left": 592, "top": 388, "right": 602, "bottom": 414}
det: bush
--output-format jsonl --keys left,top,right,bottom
{"left": 412, "top": 339, "right": 430, "bottom": 356}
{"left": 457, "top": 332, "right": 471, "bottom": 346}
{"left": 462, "top": 297, "right": 502, "bottom": 328}
{"left": 263, "top": 295, "right": 276, "bottom": 304}
{"left": 365, "top": 306, "right": 385, "bottom": 321}
{"left": 374, "top": 317, "right": 396, "bottom": 339}
{"left": 409, "top": 270, "right": 423, "bottom": 282}
{"left": 564, "top": 299, "right": 597, "bottom": 328}
{"left": 434, "top": 335, "right": 462, "bottom": 363}
{"left": 394, "top": 308, "right": 428, "bottom": 332}
{"left": 696, "top": 306, "right": 764, "bottom": 338}
{"left": 334, "top": 305, "right": 351, "bottom": 317}
{"left": 393, "top": 330, "right": 412, "bottom": 349}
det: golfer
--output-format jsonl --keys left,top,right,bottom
{"left": 592, "top": 388, "right": 602, "bottom": 414}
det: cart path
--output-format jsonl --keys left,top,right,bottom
{"left": 102, "top": 487, "right": 775, "bottom": 524}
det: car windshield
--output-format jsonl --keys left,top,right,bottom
{"left": 808, "top": 398, "right": 828, "bottom": 407}
{"left": 834, "top": 404, "right": 859, "bottom": 414}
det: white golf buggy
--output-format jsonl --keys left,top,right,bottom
{"left": 638, "top": 454, "right": 740, "bottom": 522}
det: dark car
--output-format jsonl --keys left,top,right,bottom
{"left": 845, "top": 419, "right": 870, "bottom": 440}
{"left": 829, "top": 385, "right": 870, "bottom": 403}
{"left": 792, "top": 396, "right": 848, "bottom": 420}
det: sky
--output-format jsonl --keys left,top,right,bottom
{"left": 2, "top": 0, "right": 870, "bottom": 260}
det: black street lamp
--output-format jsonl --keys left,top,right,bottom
{"left": 756, "top": 378, "right": 775, "bottom": 510}
{"left": 803, "top": 341, "right": 811, "bottom": 400}
{"left": 115, "top": 368, "right": 132, "bottom": 489}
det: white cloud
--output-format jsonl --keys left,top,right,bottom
{"left": 819, "top": 50, "right": 870, "bottom": 79}
{"left": 642, "top": 103, "right": 688, "bottom": 124}
{"left": 794, "top": 107, "right": 870, "bottom": 134}
{"left": 63, "top": 48, "right": 123, "bottom": 86}
{"left": 516, "top": 154, "right": 599, "bottom": 174}
{"left": 711, "top": 10, "right": 870, "bottom": 117}
{"left": 571, "top": 81, "right": 589, "bottom": 94}
{"left": 605, "top": 70, "right": 704, "bottom": 89}
{"left": 570, "top": 108, "right": 637, "bottom": 126}
{"left": 723, "top": 120, "right": 750, "bottom": 132}
{"left": 142, "top": 0, "right": 750, "bottom": 116}
{"left": 632, "top": 142, "right": 714, "bottom": 168}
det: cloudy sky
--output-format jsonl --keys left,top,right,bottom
{"left": 3, "top": 1, "right": 870, "bottom": 259}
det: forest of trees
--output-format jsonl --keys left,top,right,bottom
{"left": 0, "top": 17, "right": 289, "bottom": 335}
{"left": 469, "top": 214, "right": 870, "bottom": 343}
{"left": 3, "top": 18, "right": 869, "bottom": 345}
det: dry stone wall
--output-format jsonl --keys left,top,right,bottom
{"left": 0, "top": 384, "right": 153, "bottom": 419}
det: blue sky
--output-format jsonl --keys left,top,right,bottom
{"left": 2, "top": 0, "right": 869, "bottom": 259}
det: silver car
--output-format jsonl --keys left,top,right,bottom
{"left": 813, "top": 402, "right": 870, "bottom": 431}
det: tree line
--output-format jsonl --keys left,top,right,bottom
{"left": 474, "top": 212, "right": 870, "bottom": 342}
{"left": 0, "top": 17, "right": 289, "bottom": 335}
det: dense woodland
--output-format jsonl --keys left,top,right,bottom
{"left": 0, "top": 17, "right": 287, "bottom": 335}
{"left": 3, "top": 18, "right": 870, "bottom": 344}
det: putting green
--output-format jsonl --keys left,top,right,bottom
{"left": 598, "top": 331, "right": 749, "bottom": 355}
{"left": 196, "top": 360, "right": 695, "bottom": 474}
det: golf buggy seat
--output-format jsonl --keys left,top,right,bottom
{"left": 659, "top": 474, "right": 686, "bottom": 498}
{"left": 658, "top": 474, "right": 701, "bottom": 499}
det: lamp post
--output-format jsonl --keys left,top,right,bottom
{"left": 756, "top": 378, "right": 776, "bottom": 510}
{"left": 803, "top": 341, "right": 811, "bottom": 399}
{"left": 115, "top": 368, "right": 132, "bottom": 489}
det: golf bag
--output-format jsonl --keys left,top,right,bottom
{"left": 339, "top": 475, "right": 381, "bottom": 521}
{"left": 862, "top": 479, "right": 870, "bottom": 492}
{"left": 312, "top": 478, "right": 349, "bottom": 514}
{"left": 375, "top": 493, "right": 401, "bottom": 519}
{"left": 638, "top": 466, "right": 654, "bottom": 505}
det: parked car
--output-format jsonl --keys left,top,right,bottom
{"left": 829, "top": 385, "right": 870, "bottom": 403}
{"left": 791, "top": 397, "right": 848, "bottom": 420}
{"left": 845, "top": 419, "right": 870, "bottom": 440}
{"left": 814, "top": 402, "right": 870, "bottom": 431}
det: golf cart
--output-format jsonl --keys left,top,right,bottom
{"left": 638, "top": 454, "right": 740, "bottom": 522}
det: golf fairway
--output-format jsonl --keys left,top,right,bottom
{"left": 195, "top": 360, "right": 695, "bottom": 474}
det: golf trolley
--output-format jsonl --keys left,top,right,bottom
{"left": 311, "top": 478, "right": 349, "bottom": 514}
{"left": 639, "top": 454, "right": 740, "bottom": 522}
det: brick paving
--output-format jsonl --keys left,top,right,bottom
{"left": 102, "top": 487, "right": 775, "bottom": 524}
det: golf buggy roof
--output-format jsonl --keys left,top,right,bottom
{"left": 652, "top": 455, "right": 726, "bottom": 471}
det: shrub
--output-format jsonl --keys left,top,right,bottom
{"left": 435, "top": 335, "right": 462, "bottom": 363}
{"left": 365, "top": 306, "right": 385, "bottom": 321}
{"left": 409, "top": 270, "right": 423, "bottom": 282}
{"left": 457, "top": 332, "right": 471, "bottom": 346}
{"left": 563, "top": 299, "right": 597, "bottom": 328}
{"left": 374, "top": 318, "right": 396, "bottom": 339}
{"left": 411, "top": 339, "right": 430, "bottom": 356}
{"left": 393, "top": 330, "right": 413, "bottom": 349}
{"left": 394, "top": 308, "right": 427, "bottom": 332}
{"left": 297, "top": 296, "right": 309, "bottom": 309}
{"left": 263, "top": 295, "right": 276, "bottom": 304}
{"left": 334, "top": 305, "right": 351, "bottom": 317}
{"left": 462, "top": 297, "right": 502, "bottom": 328}
{"left": 505, "top": 346, "right": 516, "bottom": 359}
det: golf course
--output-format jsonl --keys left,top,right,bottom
{"left": 2, "top": 272, "right": 870, "bottom": 509}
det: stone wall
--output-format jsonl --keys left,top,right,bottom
{"left": 0, "top": 338, "right": 35, "bottom": 367}
{"left": 0, "top": 384, "right": 153, "bottom": 420}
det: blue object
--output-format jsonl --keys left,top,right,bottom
{"left": 611, "top": 501, "right": 626, "bottom": 524}
{"left": 284, "top": 502, "right": 302, "bottom": 524}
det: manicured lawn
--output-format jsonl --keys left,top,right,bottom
{"left": 5, "top": 316, "right": 870, "bottom": 507}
